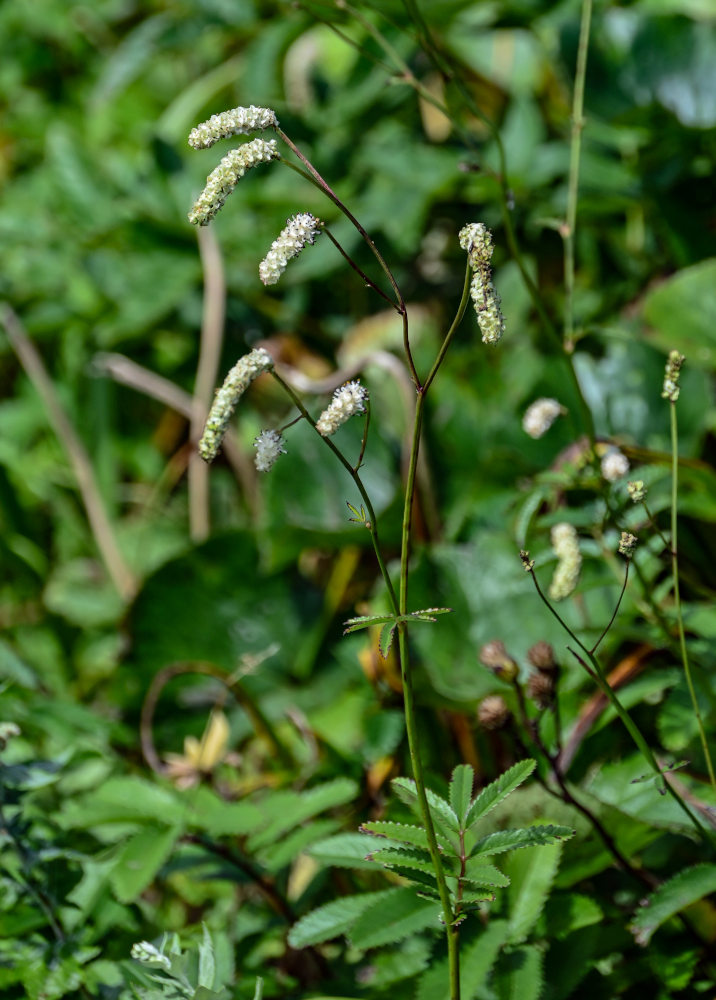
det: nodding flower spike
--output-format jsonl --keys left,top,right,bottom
{"left": 459, "top": 223, "right": 505, "bottom": 344}
{"left": 315, "top": 380, "right": 368, "bottom": 437}
{"left": 199, "top": 348, "right": 274, "bottom": 462}
{"left": 188, "top": 139, "right": 280, "bottom": 226}
{"left": 548, "top": 523, "right": 581, "bottom": 601}
{"left": 188, "top": 106, "right": 278, "bottom": 149}
{"left": 259, "top": 213, "right": 322, "bottom": 286}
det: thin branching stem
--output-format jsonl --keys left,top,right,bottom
{"left": 669, "top": 402, "right": 716, "bottom": 792}
{"left": 590, "top": 561, "right": 629, "bottom": 654}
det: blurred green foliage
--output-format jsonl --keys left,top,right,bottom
{"left": 1, "top": 0, "right": 715, "bottom": 997}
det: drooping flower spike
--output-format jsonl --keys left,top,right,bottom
{"left": 188, "top": 139, "right": 280, "bottom": 226}
{"left": 459, "top": 222, "right": 505, "bottom": 345}
{"left": 260, "top": 213, "right": 322, "bottom": 286}
{"left": 188, "top": 106, "right": 278, "bottom": 149}
{"left": 199, "top": 348, "right": 274, "bottom": 462}
{"left": 548, "top": 522, "right": 582, "bottom": 601}
{"left": 315, "top": 380, "right": 368, "bottom": 437}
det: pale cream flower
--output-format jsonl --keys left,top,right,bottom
{"left": 188, "top": 139, "right": 280, "bottom": 226}
{"left": 315, "top": 380, "right": 368, "bottom": 436}
{"left": 188, "top": 106, "right": 278, "bottom": 149}
{"left": 259, "top": 213, "right": 322, "bottom": 286}
{"left": 200, "top": 348, "right": 274, "bottom": 462}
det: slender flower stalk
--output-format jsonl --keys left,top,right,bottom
{"left": 665, "top": 353, "right": 716, "bottom": 793}
{"left": 188, "top": 139, "right": 280, "bottom": 226}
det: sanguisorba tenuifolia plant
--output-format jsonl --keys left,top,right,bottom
{"left": 186, "top": 106, "right": 574, "bottom": 1000}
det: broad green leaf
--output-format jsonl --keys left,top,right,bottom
{"left": 642, "top": 259, "right": 716, "bottom": 366}
{"left": 505, "top": 841, "right": 563, "bottom": 943}
{"left": 57, "top": 776, "right": 185, "bottom": 832}
{"left": 248, "top": 779, "right": 358, "bottom": 850}
{"left": 308, "top": 833, "right": 380, "bottom": 870}
{"left": 288, "top": 890, "right": 396, "bottom": 948}
{"left": 368, "top": 845, "right": 435, "bottom": 875}
{"left": 449, "top": 764, "right": 474, "bottom": 825}
{"left": 261, "top": 819, "right": 340, "bottom": 873}
{"left": 631, "top": 864, "right": 716, "bottom": 945}
{"left": 473, "top": 825, "right": 574, "bottom": 859}
{"left": 465, "top": 761, "right": 536, "bottom": 831}
{"left": 360, "top": 821, "right": 430, "bottom": 850}
{"left": 188, "top": 787, "right": 263, "bottom": 836}
{"left": 109, "top": 825, "right": 179, "bottom": 903}
{"left": 416, "top": 919, "right": 510, "bottom": 1000}
{"left": 349, "top": 888, "right": 440, "bottom": 950}
{"left": 494, "top": 944, "right": 544, "bottom": 1000}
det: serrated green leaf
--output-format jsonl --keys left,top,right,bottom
{"left": 360, "top": 821, "right": 430, "bottom": 850}
{"left": 379, "top": 621, "right": 397, "bottom": 657}
{"left": 473, "top": 825, "right": 574, "bottom": 859}
{"left": 464, "top": 761, "right": 536, "bottom": 832}
{"left": 349, "top": 887, "right": 440, "bottom": 950}
{"left": 506, "top": 841, "right": 563, "bottom": 943}
{"left": 109, "top": 825, "right": 179, "bottom": 903}
{"left": 288, "top": 890, "right": 395, "bottom": 948}
{"left": 392, "top": 778, "right": 460, "bottom": 835}
{"left": 631, "top": 863, "right": 716, "bottom": 945}
{"left": 389, "top": 865, "right": 440, "bottom": 892}
{"left": 456, "top": 887, "right": 496, "bottom": 906}
{"left": 449, "top": 764, "right": 474, "bottom": 825}
{"left": 308, "top": 833, "right": 379, "bottom": 870}
{"left": 494, "top": 944, "right": 544, "bottom": 1000}
{"left": 462, "top": 859, "right": 511, "bottom": 888}
{"left": 408, "top": 607, "right": 453, "bottom": 621}
{"left": 369, "top": 845, "right": 435, "bottom": 875}
{"left": 343, "top": 614, "right": 395, "bottom": 633}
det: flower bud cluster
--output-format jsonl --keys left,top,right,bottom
{"left": 661, "top": 350, "right": 685, "bottom": 402}
{"left": 188, "top": 106, "right": 278, "bottom": 149}
{"left": 259, "top": 213, "right": 322, "bottom": 286}
{"left": 188, "top": 139, "right": 280, "bottom": 226}
{"left": 600, "top": 447, "right": 630, "bottom": 482}
{"left": 458, "top": 223, "right": 505, "bottom": 344}
{"left": 253, "top": 429, "right": 286, "bottom": 472}
{"left": 199, "top": 348, "right": 274, "bottom": 462}
{"left": 627, "top": 480, "right": 647, "bottom": 503}
{"left": 315, "top": 380, "right": 368, "bottom": 437}
{"left": 130, "top": 941, "right": 170, "bottom": 970}
{"left": 522, "top": 397, "right": 564, "bottom": 439}
{"left": 618, "top": 531, "right": 638, "bottom": 558}
{"left": 526, "top": 641, "right": 558, "bottom": 709}
{"left": 548, "top": 522, "right": 581, "bottom": 601}
{"left": 477, "top": 694, "right": 510, "bottom": 731}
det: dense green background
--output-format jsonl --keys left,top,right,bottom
{"left": 1, "top": 0, "right": 715, "bottom": 997}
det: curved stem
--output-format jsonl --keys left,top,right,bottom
{"left": 670, "top": 402, "right": 716, "bottom": 792}
{"left": 590, "top": 561, "right": 629, "bottom": 655}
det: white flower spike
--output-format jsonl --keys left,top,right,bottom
{"left": 188, "top": 139, "right": 280, "bottom": 226}
{"left": 548, "top": 522, "right": 582, "bottom": 601}
{"left": 188, "top": 106, "right": 278, "bottom": 149}
{"left": 522, "top": 398, "right": 565, "bottom": 439}
{"left": 199, "top": 348, "right": 274, "bottom": 462}
{"left": 459, "top": 223, "right": 505, "bottom": 344}
{"left": 316, "top": 380, "right": 368, "bottom": 437}
{"left": 254, "top": 429, "right": 287, "bottom": 472}
{"left": 601, "top": 448, "right": 630, "bottom": 482}
{"left": 259, "top": 213, "right": 322, "bottom": 286}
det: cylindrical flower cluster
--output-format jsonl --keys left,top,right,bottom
{"left": 315, "top": 380, "right": 368, "bottom": 437}
{"left": 627, "top": 480, "right": 647, "bottom": 503}
{"left": 662, "top": 350, "right": 685, "bottom": 402}
{"left": 188, "top": 106, "right": 278, "bottom": 149}
{"left": 259, "top": 213, "right": 322, "bottom": 286}
{"left": 459, "top": 222, "right": 505, "bottom": 345}
{"left": 548, "top": 522, "right": 582, "bottom": 601}
{"left": 199, "top": 348, "right": 274, "bottom": 462}
{"left": 619, "top": 531, "right": 638, "bottom": 558}
{"left": 253, "top": 429, "right": 286, "bottom": 472}
{"left": 522, "top": 398, "right": 564, "bottom": 439}
{"left": 188, "top": 139, "right": 280, "bottom": 226}
{"left": 601, "top": 447, "right": 630, "bottom": 482}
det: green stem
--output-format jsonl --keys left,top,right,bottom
{"left": 271, "top": 371, "right": 399, "bottom": 613}
{"left": 670, "top": 402, "right": 716, "bottom": 793}
{"left": 564, "top": 0, "right": 593, "bottom": 351}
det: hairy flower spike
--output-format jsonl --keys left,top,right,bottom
{"left": 523, "top": 398, "right": 565, "bottom": 438}
{"left": 601, "top": 447, "right": 630, "bottom": 482}
{"left": 199, "top": 348, "right": 274, "bottom": 462}
{"left": 459, "top": 222, "right": 505, "bottom": 344}
{"left": 662, "top": 350, "right": 685, "bottom": 402}
{"left": 259, "top": 213, "right": 322, "bottom": 286}
{"left": 315, "top": 380, "right": 368, "bottom": 437}
{"left": 549, "top": 523, "right": 582, "bottom": 601}
{"left": 627, "top": 480, "right": 647, "bottom": 503}
{"left": 254, "top": 429, "right": 286, "bottom": 472}
{"left": 619, "top": 531, "right": 638, "bottom": 558}
{"left": 188, "top": 106, "right": 278, "bottom": 149}
{"left": 188, "top": 139, "right": 280, "bottom": 226}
